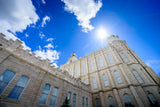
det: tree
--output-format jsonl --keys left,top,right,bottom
{"left": 61, "top": 97, "right": 71, "bottom": 107}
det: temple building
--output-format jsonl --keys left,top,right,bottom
{"left": 0, "top": 33, "right": 160, "bottom": 107}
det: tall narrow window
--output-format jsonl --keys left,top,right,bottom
{"left": 121, "top": 53, "right": 129, "bottom": 62}
{"left": 95, "top": 98, "right": 101, "bottom": 107}
{"left": 114, "top": 71, "right": 123, "bottom": 83}
{"left": 67, "top": 92, "right": 71, "bottom": 100}
{"left": 133, "top": 70, "right": 143, "bottom": 83}
{"left": 67, "top": 92, "right": 71, "bottom": 105}
{"left": 98, "top": 58, "right": 103, "bottom": 67}
{"left": 39, "top": 84, "right": 51, "bottom": 105}
{"left": 7, "top": 75, "right": 29, "bottom": 100}
{"left": 148, "top": 93, "right": 157, "bottom": 105}
{"left": 72, "top": 94, "right": 76, "bottom": 107}
{"left": 49, "top": 87, "right": 59, "bottom": 107}
{"left": 82, "top": 97, "right": 85, "bottom": 107}
{"left": 123, "top": 94, "right": 133, "bottom": 105}
{"left": 107, "top": 54, "right": 113, "bottom": 64}
{"left": 0, "top": 70, "right": 16, "bottom": 95}
{"left": 102, "top": 74, "right": 109, "bottom": 86}
{"left": 92, "top": 77, "right": 97, "bottom": 89}
{"left": 90, "top": 62, "right": 94, "bottom": 71}
{"left": 83, "top": 65, "right": 86, "bottom": 74}
{"left": 86, "top": 98, "right": 88, "bottom": 107}
{"left": 76, "top": 68, "right": 79, "bottom": 76}
{"left": 70, "top": 70, "right": 73, "bottom": 76}
{"left": 108, "top": 96, "right": 116, "bottom": 107}
{"left": 116, "top": 45, "right": 120, "bottom": 50}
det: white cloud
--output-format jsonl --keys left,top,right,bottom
{"left": 46, "top": 38, "right": 55, "bottom": 42}
{"left": 146, "top": 60, "right": 160, "bottom": 76}
{"left": 41, "top": 16, "right": 50, "bottom": 27}
{"left": 44, "top": 43, "right": 54, "bottom": 49}
{"left": 61, "top": 0, "right": 102, "bottom": 32}
{"left": 0, "top": 0, "right": 39, "bottom": 40}
{"left": 51, "top": 63, "right": 58, "bottom": 68}
{"left": 34, "top": 46, "right": 60, "bottom": 67}
{"left": 25, "top": 33, "right": 29, "bottom": 37}
{"left": 41, "top": 0, "right": 46, "bottom": 4}
{"left": 21, "top": 41, "right": 31, "bottom": 50}
{"left": 39, "top": 32, "right": 45, "bottom": 39}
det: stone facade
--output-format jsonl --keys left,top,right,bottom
{"left": 0, "top": 33, "right": 160, "bottom": 107}
{"left": 0, "top": 33, "right": 92, "bottom": 107}
{"left": 60, "top": 35, "right": 160, "bottom": 107}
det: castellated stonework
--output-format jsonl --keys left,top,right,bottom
{"left": 0, "top": 33, "right": 160, "bottom": 107}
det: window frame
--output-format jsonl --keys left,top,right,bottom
{"left": 102, "top": 74, "right": 109, "bottom": 86}
{"left": 49, "top": 87, "right": 59, "bottom": 107}
{"left": 114, "top": 71, "right": 123, "bottom": 84}
{"left": 7, "top": 75, "right": 29, "bottom": 100}
{"left": 39, "top": 83, "right": 51, "bottom": 105}
{"left": 0, "top": 70, "right": 16, "bottom": 95}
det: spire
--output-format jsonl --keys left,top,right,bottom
{"left": 67, "top": 52, "right": 78, "bottom": 63}
{"left": 70, "top": 52, "right": 77, "bottom": 57}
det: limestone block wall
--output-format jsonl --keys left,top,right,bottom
{"left": 0, "top": 33, "right": 92, "bottom": 107}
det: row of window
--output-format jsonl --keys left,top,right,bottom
{"left": 67, "top": 92, "right": 88, "bottom": 107}
{"left": 0, "top": 70, "right": 29, "bottom": 100}
{"left": 92, "top": 70, "right": 143, "bottom": 89}
{"left": 69, "top": 53, "right": 129, "bottom": 76}
{"left": 95, "top": 93, "right": 157, "bottom": 107}
{"left": 0, "top": 70, "right": 88, "bottom": 107}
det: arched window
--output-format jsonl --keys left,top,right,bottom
{"left": 92, "top": 77, "right": 97, "bottom": 89}
{"left": 133, "top": 70, "right": 143, "bottom": 83}
{"left": 67, "top": 92, "right": 71, "bottom": 100}
{"left": 148, "top": 93, "right": 157, "bottom": 106}
{"left": 7, "top": 75, "right": 29, "bottom": 100}
{"left": 72, "top": 94, "right": 76, "bottom": 107}
{"left": 86, "top": 98, "right": 88, "bottom": 107}
{"left": 107, "top": 54, "right": 113, "bottom": 64}
{"left": 90, "top": 62, "right": 94, "bottom": 71}
{"left": 67, "top": 92, "right": 71, "bottom": 105}
{"left": 82, "top": 96, "right": 85, "bottom": 107}
{"left": 49, "top": 87, "right": 59, "bottom": 107}
{"left": 114, "top": 71, "right": 123, "bottom": 83}
{"left": 39, "top": 84, "right": 51, "bottom": 104}
{"left": 102, "top": 74, "right": 109, "bottom": 86}
{"left": 108, "top": 96, "right": 116, "bottom": 107}
{"left": 0, "top": 70, "right": 16, "bottom": 95}
{"left": 75, "top": 68, "right": 79, "bottom": 76}
{"left": 98, "top": 58, "right": 103, "bottom": 67}
{"left": 121, "top": 53, "right": 129, "bottom": 62}
{"left": 123, "top": 94, "right": 133, "bottom": 106}
{"left": 70, "top": 70, "right": 73, "bottom": 76}
{"left": 116, "top": 45, "right": 120, "bottom": 50}
{"left": 95, "top": 98, "right": 101, "bottom": 107}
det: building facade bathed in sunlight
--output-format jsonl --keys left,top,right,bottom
{"left": 0, "top": 33, "right": 160, "bottom": 107}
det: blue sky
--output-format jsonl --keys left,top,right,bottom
{"left": 0, "top": 0, "right": 160, "bottom": 75}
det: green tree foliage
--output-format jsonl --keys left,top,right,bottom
{"left": 61, "top": 97, "right": 71, "bottom": 107}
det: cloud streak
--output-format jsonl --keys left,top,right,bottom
{"left": 61, "top": 0, "right": 102, "bottom": 32}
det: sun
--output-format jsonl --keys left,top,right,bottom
{"left": 97, "top": 27, "right": 108, "bottom": 39}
